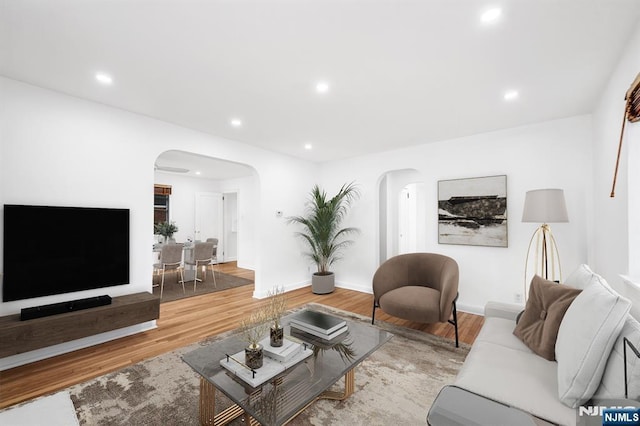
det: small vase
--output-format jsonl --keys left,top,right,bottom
{"left": 245, "top": 344, "right": 263, "bottom": 369}
{"left": 270, "top": 325, "right": 284, "bottom": 347}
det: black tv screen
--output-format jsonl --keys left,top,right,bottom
{"left": 2, "top": 205, "right": 130, "bottom": 302}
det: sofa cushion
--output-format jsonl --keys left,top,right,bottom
{"left": 454, "top": 340, "right": 575, "bottom": 425}
{"left": 475, "top": 316, "right": 533, "bottom": 353}
{"left": 484, "top": 301, "right": 525, "bottom": 321}
{"left": 379, "top": 286, "right": 440, "bottom": 323}
{"left": 593, "top": 316, "right": 640, "bottom": 400}
{"left": 513, "top": 275, "right": 581, "bottom": 361}
{"left": 555, "top": 278, "right": 631, "bottom": 408}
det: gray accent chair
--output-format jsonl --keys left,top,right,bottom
{"left": 371, "top": 253, "right": 460, "bottom": 347}
{"left": 153, "top": 243, "right": 185, "bottom": 298}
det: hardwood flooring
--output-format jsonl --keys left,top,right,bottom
{"left": 0, "top": 262, "right": 483, "bottom": 409}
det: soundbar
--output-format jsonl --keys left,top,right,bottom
{"left": 20, "top": 295, "right": 112, "bottom": 321}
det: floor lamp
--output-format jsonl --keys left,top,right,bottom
{"left": 522, "top": 189, "right": 569, "bottom": 296}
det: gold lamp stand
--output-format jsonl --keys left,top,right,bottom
{"left": 524, "top": 223, "right": 563, "bottom": 287}
{"left": 522, "top": 189, "right": 569, "bottom": 299}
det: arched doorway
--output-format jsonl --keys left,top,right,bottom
{"left": 154, "top": 150, "right": 258, "bottom": 267}
{"left": 378, "top": 169, "right": 425, "bottom": 263}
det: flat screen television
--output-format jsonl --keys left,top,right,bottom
{"left": 2, "top": 204, "right": 130, "bottom": 302}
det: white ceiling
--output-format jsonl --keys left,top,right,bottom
{"left": 2, "top": 0, "right": 640, "bottom": 164}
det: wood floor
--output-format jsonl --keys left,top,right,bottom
{"left": 0, "top": 262, "right": 484, "bottom": 410}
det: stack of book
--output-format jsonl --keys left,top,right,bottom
{"left": 260, "top": 336, "right": 304, "bottom": 362}
{"left": 219, "top": 339, "right": 312, "bottom": 387}
{"left": 289, "top": 310, "right": 348, "bottom": 341}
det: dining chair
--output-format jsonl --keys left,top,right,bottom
{"left": 153, "top": 243, "right": 185, "bottom": 298}
{"left": 184, "top": 241, "right": 215, "bottom": 291}
{"left": 206, "top": 238, "right": 219, "bottom": 286}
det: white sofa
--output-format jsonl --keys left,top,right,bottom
{"left": 453, "top": 265, "right": 640, "bottom": 426}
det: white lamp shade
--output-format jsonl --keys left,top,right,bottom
{"left": 522, "top": 189, "right": 569, "bottom": 223}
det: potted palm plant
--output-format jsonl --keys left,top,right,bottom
{"left": 288, "top": 182, "right": 360, "bottom": 294}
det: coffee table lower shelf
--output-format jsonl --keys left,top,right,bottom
{"left": 199, "top": 368, "right": 356, "bottom": 426}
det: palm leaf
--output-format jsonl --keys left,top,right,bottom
{"left": 288, "top": 182, "right": 360, "bottom": 273}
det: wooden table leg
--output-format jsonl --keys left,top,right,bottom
{"left": 200, "top": 377, "right": 260, "bottom": 426}
{"left": 200, "top": 377, "right": 216, "bottom": 425}
{"left": 201, "top": 370, "right": 355, "bottom": 425}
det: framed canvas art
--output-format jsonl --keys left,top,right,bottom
{"left": 438, "top": 175, "right": 507, "bottom": 247}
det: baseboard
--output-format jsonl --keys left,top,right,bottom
{"left": 0, "top": 321, "right": 157, "bottom": 371}
{"left": 456, "top": 302, "right": 484, "bottom": 316}
{"left": 237, "top": 261, "right": 255, "bottom": 270}
{"left": 254, "top": 279, "right": 373, "bottom": 298}
{"left": 253, "top": 280, "right": 310, "bottom": 299}
{"left": 335, "top": 280, "right": 373, "bottom": 294}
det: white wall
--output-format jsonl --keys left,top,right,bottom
{"left": 0, "top": 78, "right": 317, "bottom": 317}
{"left": 220, "top": 176, "right": 259, "bottom": 270}
{"left": 592, "top": 22, "right": 640, "bottom": 286}
{"left": 321, "top": 115, "right": 593, "bottom": 313}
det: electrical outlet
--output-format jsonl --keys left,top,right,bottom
{"left": 514, "top": 293, "right": 523, "bottom": 303}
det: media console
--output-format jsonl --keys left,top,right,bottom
{"left": 0, "top": 292, "right": 160, "bottom": 358}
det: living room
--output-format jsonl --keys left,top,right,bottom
{"left": 1, "top": 1, "right": 640, "bottom": 423}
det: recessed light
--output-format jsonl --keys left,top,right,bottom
{"left": 304, "top": 143, "right": 313, "bottom": 150}
{"left": 195, "top": 171, "right": 201, "bottom": 175}
{"left": 503, "top": 90, "right": 519, "bottom": 101}
{"left": 95, "top": 73, "right": 113, "bottom": 85}
{"left": 230, "top": 119, "right": 242, "bottom": 127}
{"left": 480, "top": 7, "right": 502, "bottom": 24}
{"left": 316, "top": 82, "right": 329, "bottom": 93}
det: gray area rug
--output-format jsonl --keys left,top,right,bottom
{"left": 68, "top": 304, "right": 469, "bottom": 425}
{"left": 152, "top": 270, "right": 253, "bottom": 303}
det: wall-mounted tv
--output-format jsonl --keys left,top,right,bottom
{"left": 2, "top": 205, "right": 130, "bottom": 302}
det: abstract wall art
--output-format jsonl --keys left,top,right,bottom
{"left": 438, "top": 175, "right": 508, "bottom": 247}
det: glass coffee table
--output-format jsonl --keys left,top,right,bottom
{"left": 182, "top": 308, "right": 392, "bottom": 426}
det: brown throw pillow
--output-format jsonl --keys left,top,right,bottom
{"left": 513, "top": 275, "right": 582, "bottom": 361}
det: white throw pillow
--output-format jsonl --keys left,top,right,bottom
{"left": 593, "top": 316, "right": 640, "bottom": 401}
{"left": 564, "top": 264, "right": 610, "bottom": 290}
{"left": 555, "top": 279, "right": 631, "bottom": 408}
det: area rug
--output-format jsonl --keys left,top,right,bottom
{"left": 152, "top": 271, "right": 253, "bottom": 303}
{"left": 68, "top": 304, "right": 469, "bottom": 425}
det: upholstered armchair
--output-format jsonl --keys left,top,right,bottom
{"left": 371, "top": 253, "right": 460, "bottom": 347}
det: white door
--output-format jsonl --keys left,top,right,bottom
{"left": 195, "top": 192, "right": 224, "bottom": 260}
{"left": 398, "top": 184, "right": 418, "bottom": 254}
{"left": 223, "top": 192, "right": 238, "bottom": 262}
